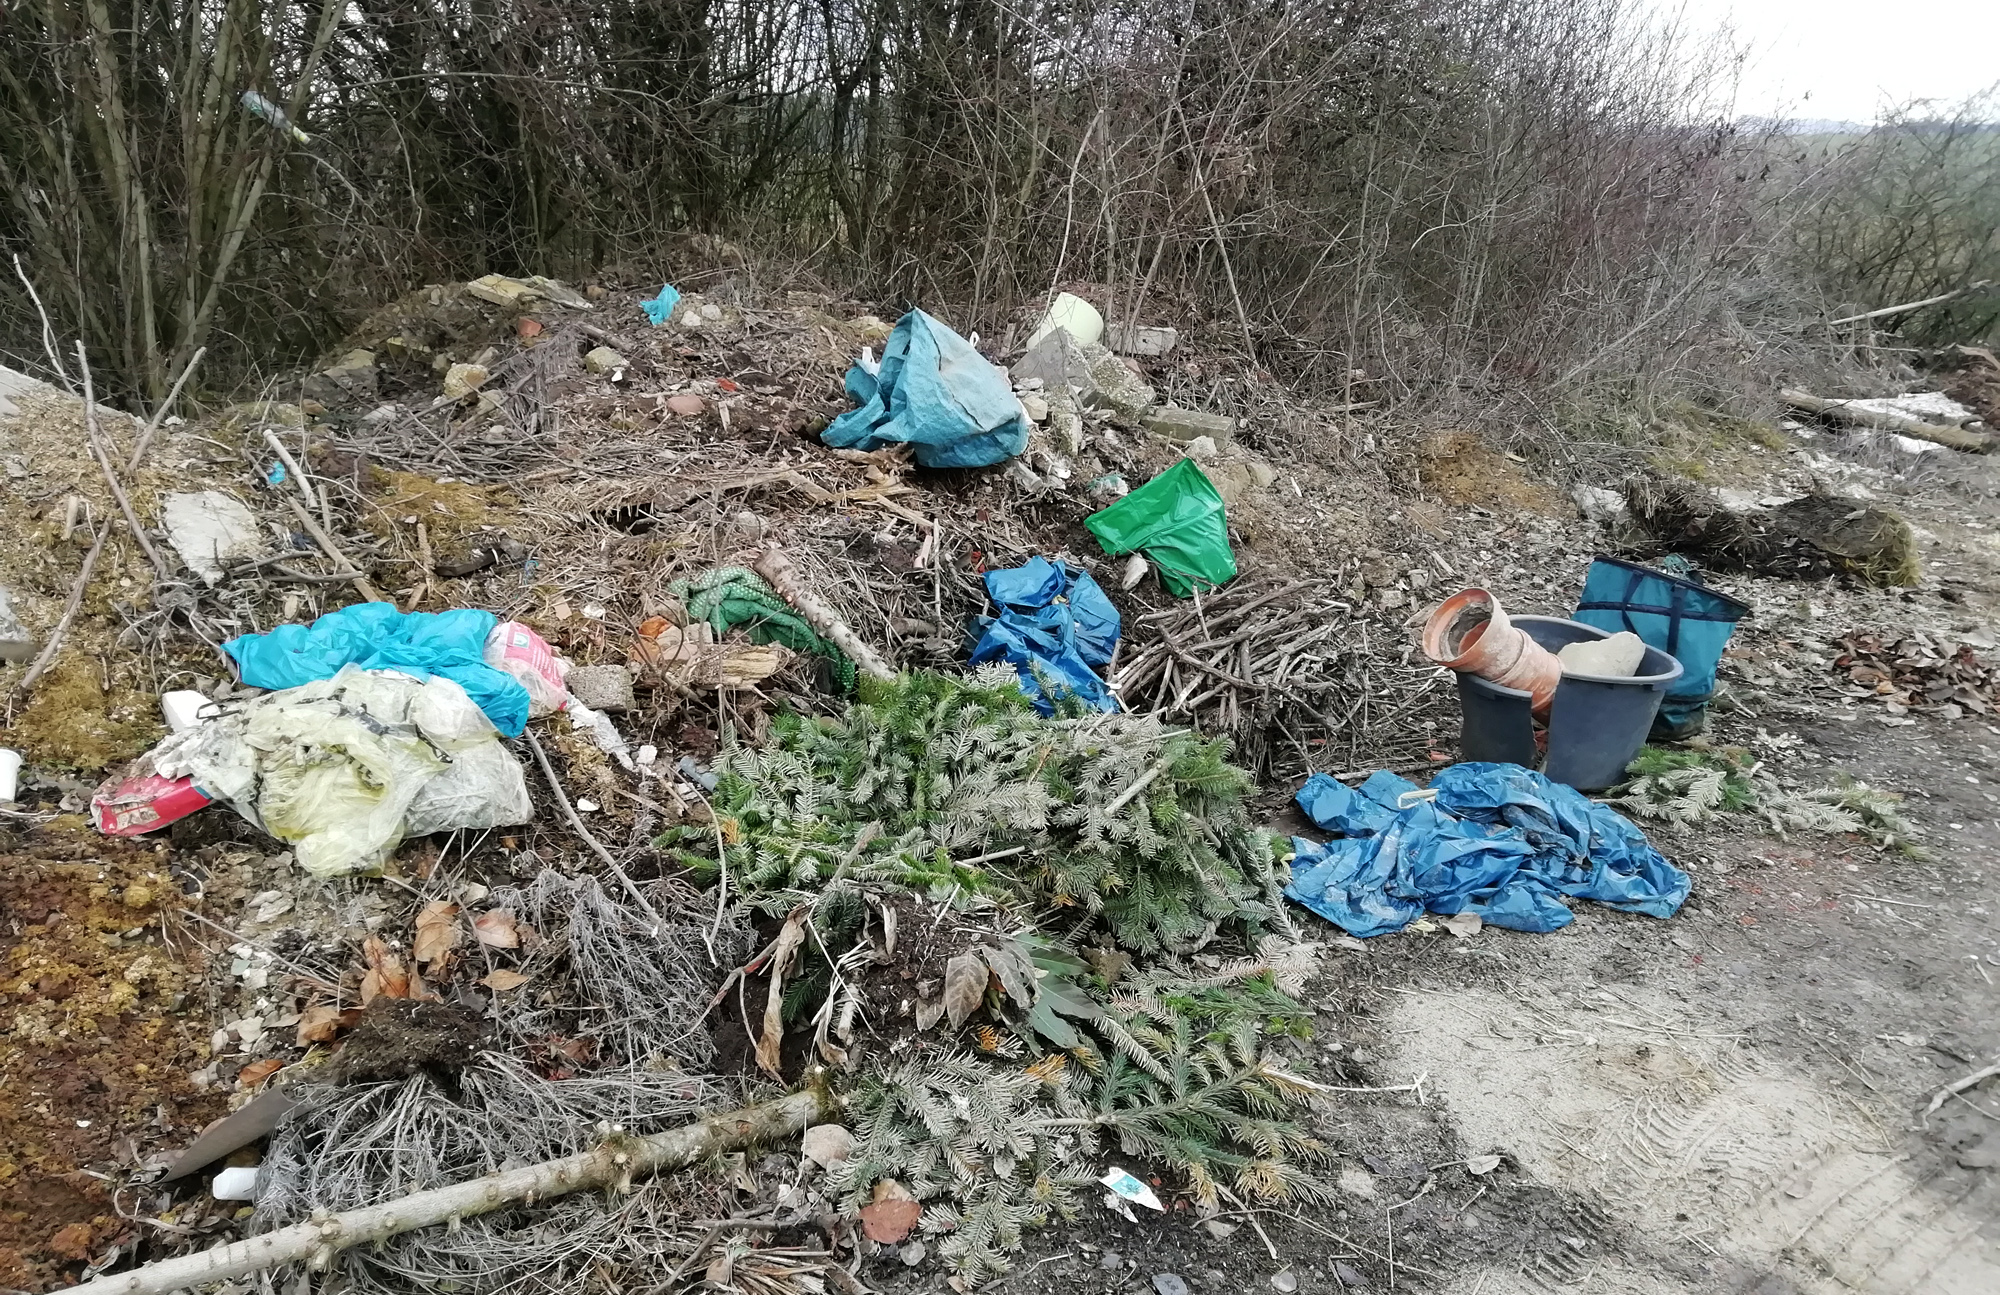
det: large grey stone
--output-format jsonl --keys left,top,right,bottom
{"left": 584, "top": 346, "right": 627, "bottom": 375}
{"left": 1105, "top": 323, "right": 1179, "bottom": 357}
{"left": 1146, "top": 405, "right": 1235, "bottom": 444}
{"left": 564, "top": 664, "right": 635, "bottom": 713}
{"left": 303, "top": 352, "right": 379, "bottom": 407}
{"left": 1012, "top": 333, "right": 1157, "bottom": 422}
{"left": 1009, "top": 329, "right": 1093, "bottom": 393}
{"left": 1080, "top": 343, "right": 1155, "bottom": 420}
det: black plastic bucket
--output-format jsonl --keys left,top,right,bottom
{"left": 1455, "top": 615, "right": 1684, "bottom": 791}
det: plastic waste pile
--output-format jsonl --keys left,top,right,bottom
{"left": 224, "top": 603, "right": 533, "bottom": 736}
{"left": 1283, "top": 762, "right": 1691, "bottom": 936}
{"left": 88, "top": 606, "right": 644, "bottom": 873}
{"left": 1084, "top": 458, "right": 1236, "bottom": 597}
{"left": 821, "top": 309, "right": 1030, "bottom": 468}
{"left": 125, "top": 666, "right": 531, "bottom": 876}
{"left": 1421, "top": 564, "right": 1728, "bottom": 788}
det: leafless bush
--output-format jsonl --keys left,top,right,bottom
{"left": 1783, "top": 94, "right": 2000, "bottom": 349}
{"left": 0, "top": 0, "right": 1923, "bottom": 422}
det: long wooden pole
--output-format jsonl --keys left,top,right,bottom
{"left": 751, "top": 546, "right": 896, "bottom": 681}
{"left": 66, "top": 1088, "right": 834, "bottom": 1295}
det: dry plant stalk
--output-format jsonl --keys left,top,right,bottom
{"left": 69, "top": 1089, "right": 833, "bottom": 1295}
{"left": 752, "top": 546, "right": 895, "bottom": 681}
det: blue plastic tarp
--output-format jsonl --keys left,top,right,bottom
{"left": 1294, "top": 770, "right": 1419, "bottom": 836}
{"left": 822, "top": 310, "right": 1030, "bottom": 469}
{"left": 223, "top": 604, "right": 531, "bottom": 737}
{"left": 968, "top": 557, "right": 1120, "bottom": 714}
{"left": 1284, "top": 762, "right": 1690, "bottom": 936}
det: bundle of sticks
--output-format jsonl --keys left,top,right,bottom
{"left": 1110, "top": 581, "right": 1363, "bottom": 768}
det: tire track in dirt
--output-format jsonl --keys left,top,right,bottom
{"left": 1395, "top": 987, "right": 2000, "bottom": 1293}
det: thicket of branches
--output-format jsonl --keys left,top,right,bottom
{"left": 1783, "top": 102, "right": 2000, "bottom": 347}
{"left": 0, "top": 0, "right": 1992, "bottom": 411}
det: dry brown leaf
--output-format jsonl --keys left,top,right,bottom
{"left": 474, "top": 909, "right": 521, "bottom": 949}
{"left": 942, "top": 951, "right": 988, "bottom": 1028}
{"left": 238, "top": 1058, "right": 283, "bottom": 1089}
{"left": 756, "top": 910, "right": 810, "bottom": 1077}
{"left": 296, "top": 1004, "right": 344, "bottom": 1045}
{"left": 413, "top": 901, "right": 461, "bottom": 963}
{"left": 360, "top": 936, "right": 411, "bottom": 1004}
{"left": 860, "top": 1179, "right": 921, "bottom": 1242}
{"left": 481, "top": 969, "right": 531, "bottom": 991}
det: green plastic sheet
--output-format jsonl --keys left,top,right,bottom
{"left": 1083, "top": 458, "right": 1236, "bottom": 597}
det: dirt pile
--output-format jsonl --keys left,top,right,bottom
{"left": 6, "top": 263, "right": 2000, "bottom": 1295}
{"left": 0, "top": 822, "right": 225, "bottom": 1291}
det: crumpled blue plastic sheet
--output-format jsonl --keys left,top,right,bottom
{"left": 968, "top": 556, "right": 1120, "bottom": 714}
{"left": 822, "top": 310, "right": 1030, "bottom": 469}
{"left": 223, "top": 604, "right": 531, "bottom": 737}
{"left": 1295, "top": 770, "right": 1418, "bottom": 837}
{"left": 1284, "top": 762, "right": 1690, "bottom": 936}
{"left": 641, "top": 284, "right": 681, "bottom": 325}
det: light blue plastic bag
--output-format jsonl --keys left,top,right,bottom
{"left": 223, "top": 604, "right": 531, "bottom": 736}
{"left": 641, "top": 284, "right": 681, "bottom": 326}
{"left": 822, "top": 310, "right": 1029, "bottom": 469}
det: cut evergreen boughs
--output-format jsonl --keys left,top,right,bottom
{"left": 647, "top": 668, "right": 1330, "bottom": 1278}
{"left": 1614, "top": 745, "right": 1923, "bottom": 855}
{"left": 831, "top": 967, "right": 1330, "bottom": 1279}
{"left": 657, "top": 667, "right": 1287, "bottom": 954}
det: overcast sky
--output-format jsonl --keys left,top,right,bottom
{"left": 1659, "top": 0, "right": 2000, "bottom": 124}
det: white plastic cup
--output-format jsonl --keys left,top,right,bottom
{"left": 0, "top": 748, "right": 20, "bottom": 804}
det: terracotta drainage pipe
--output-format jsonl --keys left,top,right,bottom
{"left": 1421, "top": 587, "right": 1562, "bottom": 716}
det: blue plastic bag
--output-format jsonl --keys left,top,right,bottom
{"left": 641, "top": 284, "right": 681, "bottom": 326}
{"left": 1284, "top": 762, "right": 1689, "bottom": 937}
{"left": 223, "top": 604, "right": 531, "bottom": 737}
{"left": 822, "top": 310, "right": 1029, "bottom": 469}
{"left": 1573, "top": 556, "right": 1749, "bottom": 732}
{"left": 968, "top": 557, "right": 1120, "bottom": 713}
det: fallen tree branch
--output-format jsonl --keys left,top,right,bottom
{"left": 263, "top": 428, "right": 321, "bottom": 514}
{"left": 1780, "top": 388, "right": 1991, "bottom": 453}
{"left": 283, "top": 496, "right": 386, "bottom": 603}
{"left": 524, "top": 729, "right": 668, "bottom": 934}
{"left": 10, "top": 524, "right": 110, "bottom": 704}
{"left": 68, "top": 1088, "right": 835, "bottom": 1295}
{"left": 78, "top": 343, "right": 174, "bottom": 581}
{"left": 751, "top": 546, "right": 895, "bottom": 681}
{"left": 1828, "top": 280, "right": 1992, "bottom": 327}
{"left": 126, "top": 346, "right": 206, "bottom": 474}
{"left": 1925, "top": 1060, "right": 2000, "bottom": 1116}
{"left": 1105, "top": 754, "right": 1177, "bottom": 815}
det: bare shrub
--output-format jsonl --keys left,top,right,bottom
{"left": 1784, "top": 94, "right": 2000, "bottom": 349}
{"left": 0, "top": 0, "right": 1947, "bottom": 422}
